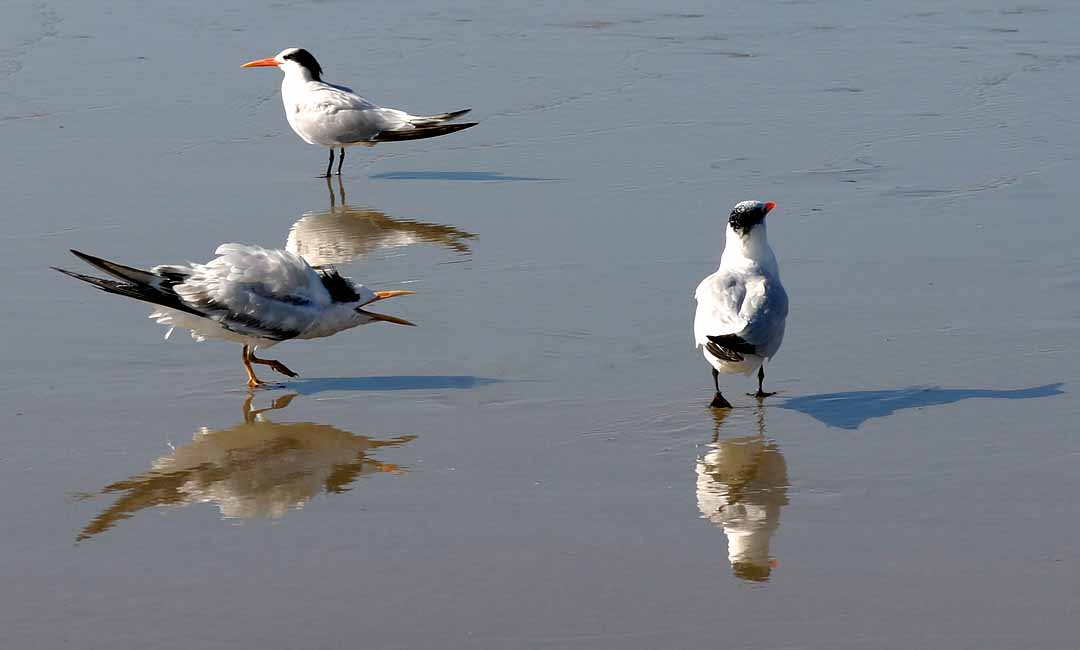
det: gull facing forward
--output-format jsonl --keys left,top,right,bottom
{"left": 694, "top": 200, "right": 789, "bottom": 408}
{"left": 242, "top": 47, "right": 478, "bottom": 177}
{"left": 55, "top": 244, "right": 414, "bottom": 387}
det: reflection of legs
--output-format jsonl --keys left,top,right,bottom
{"left": 336, "top": 147, "right": 345, "bottom": 175}
{"left": 248, "top": 348, "right": 299, "bottom": 378}
{"left": 751, "top": 365, "right": 776, "bottom": 399}
{"left": 710, "top": 367, "right": 733, "bottom": 409}
{"left": 321, "top": 148, "right": 334, "bottom": 178}
{"left": 242, "top": 392, "right": 298, "bottom": 423}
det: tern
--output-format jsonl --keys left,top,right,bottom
{"left": 55, "top": 244, "right": 415, "bottom": 388}
{"left": 242, "top": 47, "right": 478, "bottom": 177}
{"left": 694, "top": 200, "right": 789, "bottom": 408}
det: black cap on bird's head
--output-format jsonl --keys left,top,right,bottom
{"left": 241, "top": 47, "right": 323, "bottom": 81}
{"left": 281, "top": 48, "right": 322, "bottom": 80}
{"left": 728, "top": 200, "right": 776, "bottom": 235}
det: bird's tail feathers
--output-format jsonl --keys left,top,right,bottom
{"left": 69, "top": 249, "right": 158, "bottom": 286}
{"left": 56, "top": 253, "right": 204, "bottom": 317}
{"left": 373, "top": 122, "right": 478, "bottom": 143}
{"left": 408, "top": 108, "right": 471, "bottom": 126}
{"left": 53, "top": 267, "right": 151, "bottom": 302}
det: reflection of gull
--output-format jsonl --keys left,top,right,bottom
{"left": 287, "top": 176, "right": 477, "bottom": 267}
{"left": 695, "top": 408, "right": 789, "bottom": 582}
{"left": 76, "top": 394, "right": 415, "bottom": 542}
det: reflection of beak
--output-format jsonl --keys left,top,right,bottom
{"left": 241, "top": 57, "right": 279, "bottom": 68}
{"left": 764, "top": 201, "right": 777, "bottom": 214}
{"left": 357, "top": 289, "right": 417, "bottom": 326}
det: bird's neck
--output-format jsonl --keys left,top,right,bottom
{"left": 720, "top": 224, "right": 779, "bottom": 275}
{"left": 281, "top": 67, "right": 320, "bottom": 88}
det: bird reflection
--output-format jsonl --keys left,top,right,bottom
{"left": 286, "top": 176, "right": 477, "bottom": 266}
{"left": 76, "top": 393, "right": 415, "bottom": 542}
{"left": 695, "top": 407, "right": 789, "bottom": 582}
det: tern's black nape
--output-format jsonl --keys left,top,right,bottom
{"left": 283, "top": 48, "right": 323, "bottom": 81}
{"left": 318, "top": 268, "right": 361, "bottom": 303}
{"left": 728, "top": 200, "right": 773, "bottom": 235}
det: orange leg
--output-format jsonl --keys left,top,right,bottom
{"left": 242, "top": 345, "right": 267, "bottom": 388}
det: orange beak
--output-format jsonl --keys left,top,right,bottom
{"left": 370, "top": 290, "right": 416, "bottom": 302}
{"left": 241, "top": 57, "right": 279, "bottom": 68}
{"left": 357, "top": 290, "right": 417, "bottom": 326}
{"left": 765, "top": 201, "right": 777, "bottom": 213}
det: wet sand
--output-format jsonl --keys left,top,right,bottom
{"left": 2, "top": 1, "right": 1078, "bottom": 648}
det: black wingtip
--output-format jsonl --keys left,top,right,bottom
{"left": 69, "top": 248, "right": 109, "bottom": 268}
{"left": 372, "top": 122, "right": 479, "bottom": 143}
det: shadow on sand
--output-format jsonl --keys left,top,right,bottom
{"left": 370, "top": 170, "right": 558, "bottom": 182}
{"left": 285, "top": 375, "right": 501, "bottom": 395}
{"left": 781, "top": 383, "right": 1065, "bottom": 430}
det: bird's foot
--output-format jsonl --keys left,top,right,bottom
{"left": 317, "top": 174, "right": 332, "bottom": 179}
{"left": 710, "top": 392, "right": 733, "bottom": 409}
{"left": 246, "top": 378, "right": 286, "bottom": 390}
{"left": 748, "top": 390, "right": 777, "bottom": 399}
{"left": 267, "top": 359, "right": 299, "bottom": 378}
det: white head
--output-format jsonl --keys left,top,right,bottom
{"left": 242, "top": 47, "right": 324, "bottom": 82}
{"left": 722, "top": 199, "right": 779, "bottom": 267}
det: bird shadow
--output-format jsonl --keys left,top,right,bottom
{"left": 283, "top": 375, "right": 501, "bottom": 396}
{"left": 369, "top": 170, "right": 559, "bottom": 182}
{"left": 780, "top": 383, "right": 1065, "bottom": 430}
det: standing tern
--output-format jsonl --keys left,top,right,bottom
{"left": 694, "top": 200, "right": 789, "bottom": 408}
{"left": 54, "top": 244, "right": 415, "bottom": 388}
{"left": 242, "top": 47, "right": 478, "bottom": 177}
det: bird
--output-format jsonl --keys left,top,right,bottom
{"left": 693, "top": 200, "right": 789, "bottom": 408}
{"left": 54, "top": 244, "right": 416, "bottom": 388}
{"left": 242, "top": 47, "right": 478, "bottom": 177}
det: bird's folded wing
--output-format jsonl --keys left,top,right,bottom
{"left": 214, "top": 310, "right": 306, "bottom": 341}
{"left": 172, "top": 245, "right": 331, "bottom": 340}
{"left": 694, "top": 271, "right": 748, "bottom": 346}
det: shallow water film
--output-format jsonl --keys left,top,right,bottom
{"left": 2, "top": 1, "right": 1078, "bottom": 648}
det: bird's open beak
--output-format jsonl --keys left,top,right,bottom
{"left": 241, "top": 57, "right": 279, "bottom": 68}
{"left": 357, "top": 290, "right": 417, "bottom": 326}
{"left": 765, "top": 201, "right": 777, "bottom": 214}
{"left": 357, "top": 309, "right": 416, "bottom": 327}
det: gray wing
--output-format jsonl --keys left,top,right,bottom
{"left": 172, "top": 244, "right": 331, "bottom": 341}
{"left": 736, "top": 277, "right": 788, "bottom": 358}
{"left": 695, "top": 269, "right": 788, "bottom": 358}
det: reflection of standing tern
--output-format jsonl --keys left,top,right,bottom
{"left": 694, "top": 200, "right": 788, "bottom": 408}
{"left": 695, "top": 408, "right": 789, "bottom": 582}
{"left": 242, "top": 48, "right": 478, "bottom": 177}
{"left": 287, "top": 176, "right": 477, "bottom": 267}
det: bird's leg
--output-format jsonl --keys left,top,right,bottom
{"left": 248, "top": 349, "right": 299, "bottom": 378}
{"left": 336, "top": 147, "right": 345, "bottom": 176}
{"left": 242, "top": 345, "right": 267, "bottom": 389}
{"left": 749, "top": 365, "right": 777, "bottom": 399}
{"left": 710, "top": 368, "right": 733, "bottom": 409}
{"left": 320, "top": 148, "right": 334, "bottom": 178}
